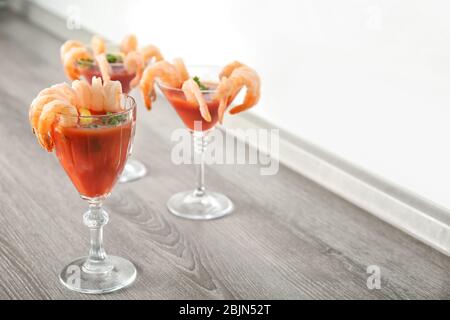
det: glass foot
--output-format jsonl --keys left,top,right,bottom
{"left": 119, "top": 159, "right": 147, "bottom": 183}
{"left": 59, "top": 255, "right": 137, "bottom": 294}
{"left": 167, "top": 190, "right": 234, "bottom": 220}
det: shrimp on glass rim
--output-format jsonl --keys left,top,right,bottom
{"left": 120, "top": 34, "right": 138, "bottom": 55}
{"left": 226, "top": 65, "right": 260, "bottom": 114}
{"left": 140, "top": 59, "right": 260, "bottom": 123}
{"left": 173, "top": 58, "right": 190, "bottom": 82}
{"left": 29, "top": 78, "right": 125, "bottom": 152}
{"left": 215, "top": 77, "right": 234, "bottom": 123}
{"left": 37, "top": 100, "right": 78, "bottom": 151}
{"left": 219, "top": 61, "right": 244, "bottom": 79}
{"left": 140, "top": 44, "right": 164, "bottom": 64}
{"left": 60, "top": 35, "right": 164, "bottom": 91}
{"left": 60, "top": 40, "right": 84, "bottom": 62}
{"left": 124, "top": 51, "right": 145, "bottom": 89}
{"left": 139, "top": 60, "right": 182, "bottom": 110}
{"left": 63, "top": 47, "right": 93, "bottom": 80}
{"left": 215, "top": 61, "right": 261, "bottom": 120}
{"left": 182, "top": 78, "right": 211, "bottom": 122}
{"left": 91, "top": 35, "right": 106, "bottom": 55}
{"left": 95, "top": 53, "right": 112, "bottom": 82}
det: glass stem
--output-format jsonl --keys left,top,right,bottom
{"left": 193, "top": 131, "right": 208, "bottom": 197}
{"left": 82, "top": 199, "right": 113, "bottom": 274}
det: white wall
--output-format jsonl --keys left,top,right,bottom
{"left": 31, "top": 0, "right": 450, "bottom": 211}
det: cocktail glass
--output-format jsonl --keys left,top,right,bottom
{"left": 157, "top": 66, "right": 235, "bottom": 220}
{"left": 55, "top": 94, "right": 137, "bottom": 294}
{"left": 77, "top": 58, "right": 147, "bottom": 183}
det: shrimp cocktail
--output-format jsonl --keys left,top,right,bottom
{"left": 139, "top": 59, "right": 261, "bottom": 220}
{"left": 29, "top": 78, "right": 137, "bottom": 294}
{"left": 60, "top": 34, "right": 164, "bottom": 182}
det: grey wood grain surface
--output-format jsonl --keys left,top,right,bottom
{"left": 0, "top": 10, "right": 448, "bottom": 300}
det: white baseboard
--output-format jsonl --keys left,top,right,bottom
{"left": 12, "top": 0, "right": 450, "bottom": 256}
{"left": 225, "top": 113, "right": 450, "bottom": 256}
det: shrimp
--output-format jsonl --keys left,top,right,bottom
{"left": 124, "top": 51, "right": 144, "bottom": 89}
{"left": 219, "top": 61, "right": 244, "bottom": 79}
{"left": 91, "top": 35, "right": 106, "bottom": 55}
{"left": 139, "top": 60, "right": 182, "bottom": 110}
{"left": 72, "top": 80, "right": 92, "bottom": 109}
{"left": 29, "top": 78, "right": 128, "bottom": 151}
{"left": 29, "top": 83, "right": 77, "bottom": 133}
{"left": 103, "top": 80, "right": 123, "bottom": 112}
{"left": 139, "top": 44, "right": 164, "bottom": 64}
{"left": 173, "top": 58, "right": 190, "bottom": 82}
{"left": 37, "top": 100, "right": 78, "bottom": 151}
{"left": 227, "top": 66, "right": 261, "bottom": 114}
{"left": 121, "top": 34, "right": 138, "bottom": 55}
{"left": 60, "top": 40, "right": 84, "bottom": 62}
{"left": 214, "top": 77, "right": 234, "bottom": 123}
{"left": 95, "top": 53, "right": 112, "bottom": 82}
{"left": 182, "top": 78, "right": 211, "bottom": 122}
{"left": 29, "top": 94, "right": 67, "bottom": 134}
{"left": 63, "top": 47, "right": 93, "bottom": 80}
{"left": 90, "top": 76, "right": 106, "bottom": 112}
{"left": 48, "top": 83, "right": 78, "bottom": 105}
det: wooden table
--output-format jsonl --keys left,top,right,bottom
{"left": 0, "top": 10, "right": 448, "bottom": 299}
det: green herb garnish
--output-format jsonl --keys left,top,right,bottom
{"left": 193, "top": 76, "right": 209, "bottom": 90}
{"left": 106, "top": 53, "right": 123, "bottom": 63}
{"left": 76, "top": 58, "right": 94, "bottom": 68}
{"left": 104, "top": 112, "right": 126, "bottom": 126}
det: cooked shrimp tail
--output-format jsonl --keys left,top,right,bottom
{"left": 173, "top": 58, "right": 190, "bottom": 82}
{"left": 91, "top": 35, "right": 106, "bottom": 55}
{"left": 124, "top": 51, "right": 144, "bottom": 89}
{"left": 121, "top": 34, "right": 138, "bottom": 55}
{"left": 95, "top": 53, "right": 112, "bottom": 82}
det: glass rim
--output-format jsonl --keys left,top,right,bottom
{"left": 76, "top": 60, "right": 125, "bottom": 68}
{"left": 78, "top": 44, "right": 126, "bottom": 67}
{"left": 156, "top": 64, "right": 222, "bottom": 93}
{"left": 56, "top": 93, "right": 136, "bottom": 118}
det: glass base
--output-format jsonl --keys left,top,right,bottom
{"left": 119, "top": 159, "right": 147, "bottom": 183}
{"left": 167, "top": 190, "right": 234, "bottom": 220}
{"left": 59, "top": 255, "right": 137, "bottom": 294}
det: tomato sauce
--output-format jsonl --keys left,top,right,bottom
{"left": 160, "top": 88, "right": 221, "bottom": 131}
{"left": 52, "top": 122, "right": 132, "bottom": 198}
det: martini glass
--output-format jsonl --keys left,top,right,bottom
{"left": 54, "top": 94, "right": 137, "bottom": 294}
{"left": 77, "top": 58, "right": 147, "bottom": 183}
{"left": 157, "top": 66, "right": 235, "bottom": 220}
